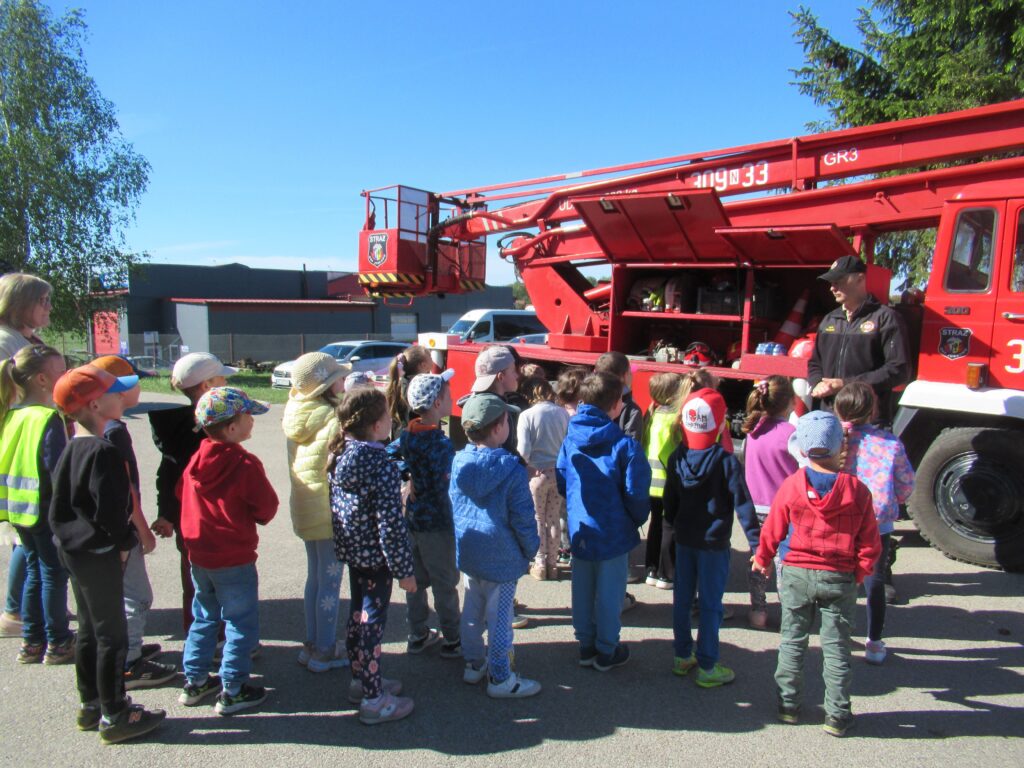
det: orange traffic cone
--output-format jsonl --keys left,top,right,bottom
{"left": 774, "top": 289, "right": 809, "bottom": 350}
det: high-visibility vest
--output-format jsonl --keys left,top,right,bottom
{"left": 644, "top": 407, "right": 680, "bottom": 498}
{"left": 0, "top": 405, "right": 57, "bottom": 527}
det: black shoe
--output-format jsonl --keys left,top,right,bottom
{"left": 215, "top": 683, "right": 267, "bottom": 715}
{"left": 406, "top": 628, "right": 442, "bottom": 654}
{"left": 179, "top": 674, "right": 222, "bottom": 706}
{"left": 593, "top": 643, "right": 630, "bottom": 672}
{"left": 579, "top": 646, "right": 598, "bottom": 667}
{"left": 140, "top": 643, "right": 162, "bottom": 661}
{"left": 124, "top": 657, "right": 178, "bottom": 690}
{"left": 777, "top": 705, "right": 799, "bottom": 725}
{"left": 823, "top": 714, "right": 855, "bottom": 737}
{"left": 77, "top": 703, "right": 101, "bottom": 731}
{"left": 439, "top": 638, "right": 462, "bottom": 659}
{"left": 98, "top": 703, "right": 166, "bottom": 744}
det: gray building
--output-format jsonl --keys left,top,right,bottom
{"left": 96, "top": 262, "right": 515, "bottom": 363}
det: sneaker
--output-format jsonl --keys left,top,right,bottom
{"left": 77, "top": 703, "right": 101, "bottom": 731}
{"left": 0, "top": 611, "right": 22, "bottom": 638}
{"left": 654, "top": 577, "right": 674, "bottom": 591}
{"left": 823, "top": 714, "right": 855, "bottom": 737}
{"left": 358, "top": 692, "right": 414, "bottom": 725}
{"left": 695, "top": 663, "right": 736, "bottom": 688}
{"left": 672, "top": 654, "right": 697, "bottom": 677}
{"left": 579, "top": 646, "right": 598, "bottom": 667}
{"left": 865, "top": 639, "right": 887, "bottom": 665}
{"left": 98, "top": 703, "right": 166, "bottom": 744}
{"left": 748, "top": 610, "right": 769, "bottom": 630}
{"left": 439, "top": 638, "right": 462, "bottom": 659}
{"left": 307, "top": 640, "right": 350, "bottom": 672}
{"left": 124, "top": 658, "right": 178, "bottom": 690}
{"left": 621, "top": 593, "right": 638, "bottom": 614}
{"left": 644, "top": 568, "right": 658, "bottom": 587}
{"left": 179, "top": 675, "right": 222, "bottom": 706}
{"left": 511, "top": 614, "right": 529, "bottom": 629}
{"left": 486, "top": 671, "right": 542, "bottom": 698}
{"left": 884, "top": 583, "right": 898, "bottom": 604}
{"left": 44, "top": 636, "right": 76, "bottom": 665}
{"left": 297, "top": 641, "right": 313, "bottom": 667}
{"left": 593, "top": 644, "right": 630, "bottom": 672}
{"left": 215, "top": 683, "right": 267, "bottom": 715}
{"left": 407, "top": 628, "right": 442, "bottom": 654}
{"left": 463, "top": 661, "right": 487, "bottom": 684}
{"left": 557, "top": 549, "right": 571, "bottom": 565}
{"left": 348, "top": 676, "right": 402, "bottom": 704}
{"left": 140, "top": 643, "right": 162, "bottom": 661}
{"left": 529, "top": 563, "right": 547, "bottom": 581}
{"left": 17, "top": 642, "right": 45, "bottom": 664}
{"left": 777, "top": 705, "right": 799, "bottom": 725}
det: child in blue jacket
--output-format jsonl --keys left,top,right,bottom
{"left": 557, "top": 371, "right": 651, "bottom": 671}
{"left": 451, "top": 393, "right": 541, "bottom": 699}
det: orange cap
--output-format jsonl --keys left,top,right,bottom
{"left": 53, "top": 365, "right": 138, "bottom": 415}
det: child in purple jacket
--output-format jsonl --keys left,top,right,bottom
{"left": 835, "top": 382, "right": 914, "bottom": 665}
{"left": 741, "top": 376, "right": 800, "bottom": 629}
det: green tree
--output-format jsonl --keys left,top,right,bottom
{"left": 0, "top": 0, "right": 149, "bottom": 331}
{"left": 792, "top": 0, "right": 1024, "bottom": 287}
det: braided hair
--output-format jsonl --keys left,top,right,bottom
{"left": 327, "top": 386, "right": 389, "bottom": 470}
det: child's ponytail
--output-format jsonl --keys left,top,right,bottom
{"left": 742, "top": 375, "right": 795, "bottom": 434}
{"left": 0, "top": 344, "right": 62, "bottom": 424}
{"left": 385, "top": 345, "right": 431, "bottom": 428}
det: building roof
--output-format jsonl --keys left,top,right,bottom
{"left": 171, "top": 297, "right": 372, "bottom": 308}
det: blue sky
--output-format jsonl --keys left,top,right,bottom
{"left": 51, "top": 0, "right": 860, "bottom": 285}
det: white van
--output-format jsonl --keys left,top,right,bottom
{"left": 446, "top": 309, "right": 546, "bottom": 343}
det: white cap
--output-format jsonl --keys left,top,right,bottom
{"left": 171, "top": 353, "right": 238, "bottom": 390}
{"left": 471, "top": 346, "right": 516, "bottom": 393}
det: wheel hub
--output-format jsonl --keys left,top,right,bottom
{"left": 934, "top": 452, "right": 1024, "bottom": 543}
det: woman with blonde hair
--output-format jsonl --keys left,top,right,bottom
{"left": 0, "top": 272, "right": 53, "bottom": 358}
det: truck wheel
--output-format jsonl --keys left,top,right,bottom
{"left": 909, "top": 427, "right": 1024, "bottom": 571}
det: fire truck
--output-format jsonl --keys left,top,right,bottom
{"left": 357, "top": 100, "right": 1024, "bottom": 571}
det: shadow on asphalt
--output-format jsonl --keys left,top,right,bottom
{"left": 133, "top": 596, "right": 1022, "bottom": 751}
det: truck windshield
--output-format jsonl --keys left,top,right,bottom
{"left": 448, "top": 320, "right": 473, "bottom": 334}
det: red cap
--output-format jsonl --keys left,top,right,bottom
{"left": 53, "top": 365, "right": 138, "bottom": 415}
{"left": 681, "top": 388, "right": 727, "bottom": 450}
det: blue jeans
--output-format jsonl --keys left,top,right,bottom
{"left": 304, "top": 539, "right": 343, "bottom": 653}
{"left": 17, "top": 525, "right": 72, "bottom": 645}
{"left": 122, "top": 544, "right": 153, "bottom": 664}
{"left": 862, "top": 533, "right": 890, "bottom": 642}
{"left": 461, "top": 575, "right": 517, "bottom": 683}
{"left": 184, "top": 563, "right": 259, "bottom": 696}
{"left": 571, "top": 553, "right": 628, "bottom": 655}
{"left": 5, "top": 543, "right": 27, "bottom": 615}
{"left": 673, "top": 544, "right": 730, "bottom": 670}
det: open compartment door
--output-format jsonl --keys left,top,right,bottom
{"left": 572, "top": 190, "right": 739, "bottom": 262}
{"left": 714, "top": 224, "right": 856, "bottom": 265}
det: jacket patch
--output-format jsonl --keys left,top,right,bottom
{"left": 939, "top": 327, "right": 972, "bottom": 360}
{"left": 823, "top": 324, "right": 837, "bottom": 333}
{"left": 859, "top": 320, "right": 876, "bottom": 333}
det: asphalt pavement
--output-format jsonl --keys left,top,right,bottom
{"left": 1, "top": 391, "right": 1022, "bottom": 767}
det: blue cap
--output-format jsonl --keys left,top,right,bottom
{"left": 796, "top": 410, "right": 844, "bottom": 458}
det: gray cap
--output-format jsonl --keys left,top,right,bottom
{"left": 461, "top": 392, "right": 519, "bottom": 433}
{"left": 471, "top": 346, "right": 516, "bottom": 393}
{"left": 796, "top": 410, "right": 844, "bottom": 458}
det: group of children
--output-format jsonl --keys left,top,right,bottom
{"left": 0, "top": 333, "right": 914, "bottom": 741}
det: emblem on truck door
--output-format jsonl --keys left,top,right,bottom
{"left": 367, "top": 233, "right": 388, "bottom": 267}
{"left": 939, "top": 327, "right": 972, "bottom": 360}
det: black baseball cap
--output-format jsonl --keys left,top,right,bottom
{"left": 819, "top": 255, "right": 867, "bottom": 282}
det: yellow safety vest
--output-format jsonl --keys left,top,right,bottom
{"left": 644, "top": 407, "right": 681, "bottom": 498}
{"left": 0, "top": 405, "right": 58, "bottom": 527}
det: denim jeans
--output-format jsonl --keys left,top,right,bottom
{"left": 122, "top": 544, "right": 153, "bottom": 664}
{"left": 673, "top": 544, "right": 730, "bottom": 670}
{"left": 571, "top": 553, "right": 628, "bottom": 655}
{"left": 184, "top": 563, "right": 259, "bottom": 697}
{"left": 16, "top": 525, "right": 72, "bottom": 645}
{"left": 776, "top": 565, "right": 858, "bottom": 721}
{"left": 406, "top": 529, "right": 461, "bottom": 642}
{"left": 304, "top": 538, "right": 343, "bottom": 654}
{"left": 461, "top": 575, "right": 517, "bottom": 683}
{"left": 5, "top": 543, "right": 27, "bottom": 615}
{"left": 862, "top": 533, "right": 890, "bottom": 642}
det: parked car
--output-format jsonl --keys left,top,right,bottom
{"left": 447, "top": 309, "right": 547, "bottom": 343}
{"left": 271, "top": 340, "right": 408, "bottom": 389}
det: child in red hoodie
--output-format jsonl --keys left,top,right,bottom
{"left": 753, "top": 411, "right": 880, "bottom": 738}
{"left": 177, "top": 387, "right": 278, "bottom": 716}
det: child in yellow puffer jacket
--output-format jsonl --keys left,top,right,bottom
{"left": 283, "top": 352, "right": 350, "bottom": 673}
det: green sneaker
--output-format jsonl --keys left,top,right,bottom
{"left": 672, "top": 654, "right": 697, "bottom": 676}
{"left": 695, "top": 663, "right": 735, "bottom": 688}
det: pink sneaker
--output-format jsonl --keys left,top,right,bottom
{"left": 358, "top": 693, "right": 414, "bottom": 725}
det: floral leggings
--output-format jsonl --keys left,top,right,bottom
{"left": 530, "top": 470, "right": 564, "bottom": 569}
{"left": 346, "top": 566, "right": 393, "bottom": 700}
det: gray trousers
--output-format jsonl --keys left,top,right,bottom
{"left": 122, "top": 544, "right": 153, "bottom": 665}
{"left": 406, "top": 529, "right": 461, "bottom": 642}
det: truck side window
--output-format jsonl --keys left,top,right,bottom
{"left": 1012, "top": 210, "right": 1024, "bottom": 292}
{"left": 469, "top": 321, "right": 490, "bottom": 340}
{"left": 945, "top": 208, "right": 995, "bottom": 293}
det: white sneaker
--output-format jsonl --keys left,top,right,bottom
{"left": 297, "top": 642, "right": 313, "bottom": 667}
{"left": 307, "top": 640, "right": 350, "bottom": 673}
{"left": 865, "top": 640, "right": 887, "bottom": 665}
{"left": 486, "top": 672, "right": 541, "bottom": 698}
{"left": 463, "top": 661, "right": 487, "bottom": 685}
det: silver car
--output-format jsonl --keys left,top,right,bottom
{"left": 271, "top": 340, "right": 408, "bottom": 388}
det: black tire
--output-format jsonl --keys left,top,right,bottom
{"left": 909, "top": 427, "right": 1024, "bottom": 571}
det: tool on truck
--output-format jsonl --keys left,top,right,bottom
{"left": 357, "top": 100, "right": 1024, "bottom": 571}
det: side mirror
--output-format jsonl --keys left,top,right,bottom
{"left": 348, "top": 356, "right": 361, "bottom": 363}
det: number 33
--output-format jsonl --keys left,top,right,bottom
{"left": 1007, "top": 340, "right": 1024, "bottom": 373}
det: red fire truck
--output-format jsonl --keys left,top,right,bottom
{"left": 357, "top": 100, "right": 1024, "bottom": 571}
